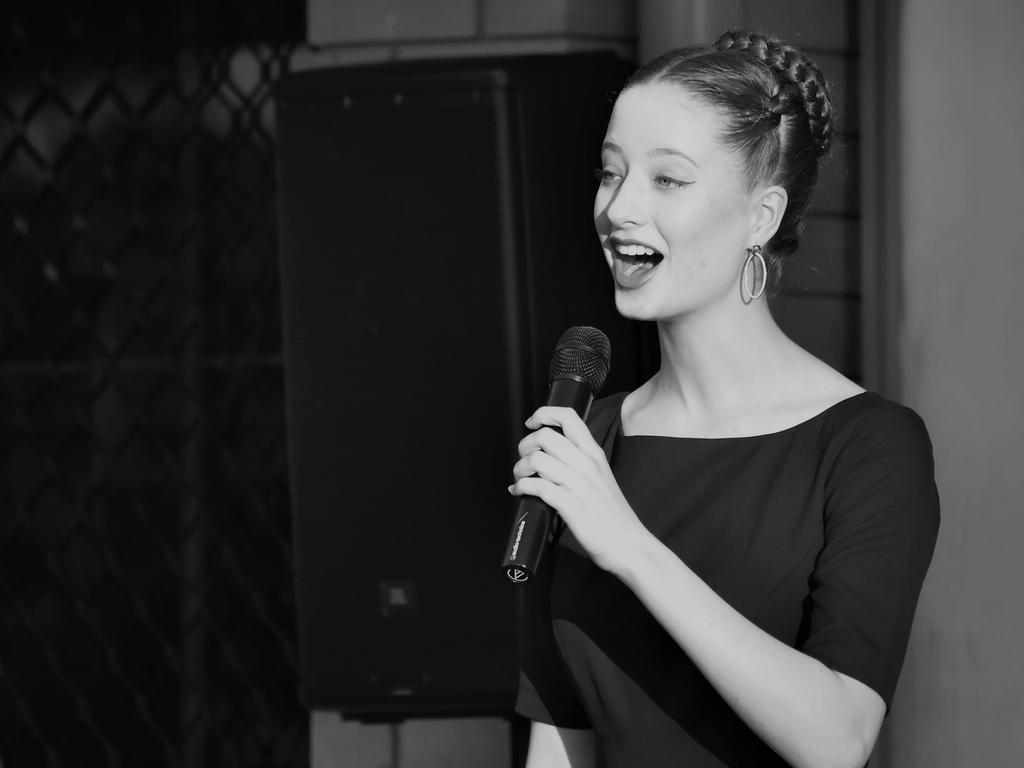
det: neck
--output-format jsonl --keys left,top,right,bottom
{"left": 650, "top": 299, "right": 792, "bottom": 420}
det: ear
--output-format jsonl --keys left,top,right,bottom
{"left": 749, "top": 184, "right": 788, "bottom": 246}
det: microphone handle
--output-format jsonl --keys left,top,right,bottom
{"left": 501, "top": 377, "right": 593, "bottom": 584}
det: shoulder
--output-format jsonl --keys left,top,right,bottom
{"left": 822, "top": 393, "right": 939, "bottom": 528}
{"left": 785, "top": 346, "right": 927, "bottom": 444}
{"left": 825, "top": 392, "right": 934, "bottom": 460}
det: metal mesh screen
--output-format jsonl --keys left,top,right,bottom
{"left": 1, "top": 4, "right": 309, "bottom": 766}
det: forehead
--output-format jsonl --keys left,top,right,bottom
{"left": 605, "top": 82, "right": 728, "bottom": 159}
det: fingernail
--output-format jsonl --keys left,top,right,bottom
{"left": 507, "top": 484, "right": 515, "bottom": 494}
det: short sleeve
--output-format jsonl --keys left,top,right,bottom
{"left": 514, "top": 546, "right": 592, "bottom": 727}
{"left": 801, "top": 402, "right": 940, "bottom": 708}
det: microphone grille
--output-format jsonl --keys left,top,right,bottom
{"left": 548, "top": 326, "right": 611, "bottom": 394}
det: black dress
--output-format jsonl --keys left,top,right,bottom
{"left": 516, "top": 391, "right": 939, "bottom": 767}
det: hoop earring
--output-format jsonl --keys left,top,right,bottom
{"left": 741, "top": 245, "right": 767, "bottom": 302}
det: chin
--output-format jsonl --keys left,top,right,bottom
{"left": 613, "top": 290, "right": 663, "bottom": 322}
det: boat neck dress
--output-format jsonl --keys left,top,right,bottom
{"left": 516, "top": 390, "right": 940, "bottom": 767}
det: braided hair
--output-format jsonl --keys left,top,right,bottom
{"left": 622, "top": 30, "right": 836, "bottom": 263}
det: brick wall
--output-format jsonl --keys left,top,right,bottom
{"left": 740, "top": 0, "right": 863, "bottom": 381}
{"left": 296, "top": 0, "right": 637, "bottom": 69}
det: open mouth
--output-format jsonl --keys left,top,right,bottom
{"left": 612, "top": 240, "right": 665, "bottom": 276}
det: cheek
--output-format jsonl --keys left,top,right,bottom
{"left": 707, "top": 193, "right": 751, "bottom": 240}
{"left": 660, "top": 207, "right": 712, "bottom": 269}
{"left": 662, "top": 208, "right": 731, "bottom": 281}
{"left": 593, "top": 188, "right": 613, "bottom": 230}
{"left": 680, "top": 197, "right": 746, "bottom": 259}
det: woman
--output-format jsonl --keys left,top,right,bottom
{"left": 509, "top": 31, "right": 939, "bottom": 768}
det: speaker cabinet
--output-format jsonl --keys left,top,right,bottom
{"left": 276, "top": 53, "right": 653, "bottom": 718}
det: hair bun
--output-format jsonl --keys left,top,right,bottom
{"left": 713, "top": 30, "right": 834, "bottom": 154}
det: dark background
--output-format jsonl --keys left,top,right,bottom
{"left": 2, "top": 2, "right": 310, "bottom": 766}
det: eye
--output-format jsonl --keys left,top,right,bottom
{"left": 594, "top": 168, "right": 622, "bottom": 186}
{"left": 653, "top": 175, "right": 690, "bottom": 190}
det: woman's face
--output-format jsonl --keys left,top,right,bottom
{"left": 594, "top": 82, "right": 763, "bottom": 322}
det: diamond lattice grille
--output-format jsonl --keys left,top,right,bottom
{"left": 1, "top": 6, "right": 308, "bottom": 766}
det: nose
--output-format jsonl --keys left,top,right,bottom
{"left": 600, "top": 173, "right": 647, "bottom": 230}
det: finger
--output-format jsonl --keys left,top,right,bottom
{"left": 527, "top": 406, "right": 605, "bottom": 463}
{"left": 512, "top": 450, "right": 584, "bottom": 487}
{"left": 509, "top": 476, "right": 576, "bottom": 516}
{"left": 517, "top": 426, "right": 579, "bottom": 463}
{"left": 525, "top": 405, "right": 577, "bottom": 431}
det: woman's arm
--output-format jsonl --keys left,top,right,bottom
{"left": 525, "top": 722, "right": 597, "bottom": 768}
{"left": 620, "top": 530, "right": 884, "bottom": 768}
{"left": 511, "top": 407, "right": 886, "bottom": 768}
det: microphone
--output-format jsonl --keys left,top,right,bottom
{"left": 501, "top": 326, "right": 611, "bottom": 584}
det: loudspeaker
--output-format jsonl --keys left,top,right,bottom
{"left": 275, "top": 53, "right": 654, "bottom": 718}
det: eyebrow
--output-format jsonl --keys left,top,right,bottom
{"left": 602, "top": 141, "right": 699, "bottom": 167}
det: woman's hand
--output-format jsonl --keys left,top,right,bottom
{"left": 509, "top": 406, "right": 649, "bottom": 575}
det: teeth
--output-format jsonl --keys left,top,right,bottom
{"left": 614, "top": 243, "right": 656, "bottom": 257}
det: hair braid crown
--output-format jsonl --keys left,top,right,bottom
{"left": 713, "top": 30, "right": 834, "bottom": 154}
